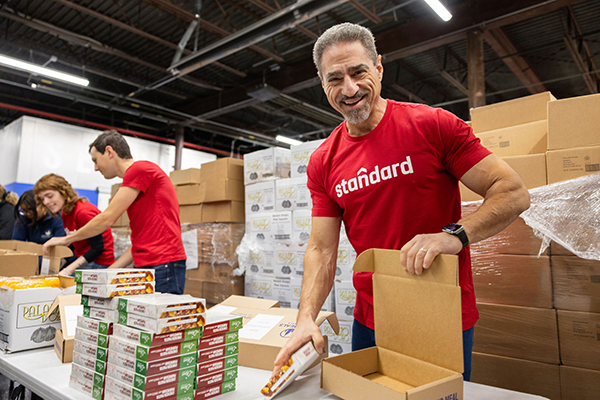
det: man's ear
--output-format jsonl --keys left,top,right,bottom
{"left": 105, "top": 145, "right": 116, "bottom": 159}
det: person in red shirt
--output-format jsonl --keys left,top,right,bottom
{"left": 34, "top": 174, "right": 115, "bottom": 275}
{"left": 273, "top": 23, "right": 530, "bottom": 381}
{"left": 43, "top": 130, "right": 186, "bottom": 294}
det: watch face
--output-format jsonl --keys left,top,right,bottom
{"left": 444, "top": 223, "right": 462, "bottom": 233}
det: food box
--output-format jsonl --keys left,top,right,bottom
{"left": 200, "top": 312, "right": 243, "bottom": 338}
{"left": 105, "top": 375, "right": 195, "bottom": 400}
{"left": 197, "top": 355, "right": 238, "bottom": 376}
{"left": 118, "top": 311, "right": 206, "bottom": 334}
{"left": 106, "top": 362, "right": 197, "bottom": 392}
{"left": 69, "top": 374, "right": 103, "bottom": 400}
{"left": 75, "top": 326, "right": 109, "bottom": 348}
{"left": 76, "top": 281, "right": 155, "bottom": 298}
{"left": 118, "top": 294, "right": 206, "bottom": 319}
{"left": 73, "top": 350, "right": 107, "bottom": 374}
{"left": 194, "top": 380, "right": 236, "bottom": 399}
{"left": 113, "top": 323, "right": 202, "bottom": 348}
{"left": 73, "top": 340, "right": 108, "bottom": 362}
{"left": 71, "top": 362, "right": 105, "bottom": 389}
{"left": 77, "top": 314, "right": 113, "bottom": 335}
{"left": 108, "top": 349, "right": 198, "bottom": 377}
{"left": 83, "top": 306, "right": 119, "bottom": 322}
{"left": 81, "top": 295, "right": 120, "bottom": 310}
{"left": 243, "top": 147, "right": 290, "bottom": 185}
{"left": 197, "top": 342, "right": 239, "bottom": 363}
{"left": 198, "top": 331, "right": 239, "bottom": 350}
{"left": 109, "top": 335, "right": 199, "bottom": 361}
{"left": 275, "top": 176, "right": 312, "bottom": 211}
{"left": 290, "top": 139, "right": 325, "bottom": 178}
{"left": 74, "top": 269, "right": 155, "bottom": 284}
{"left": 196, "top": 367, "right": 238, "bottom": 390}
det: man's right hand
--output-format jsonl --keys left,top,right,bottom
{"left": 271, "top": 317, "right": 325, "bottom": 379}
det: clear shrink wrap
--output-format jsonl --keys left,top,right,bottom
{"left": 111, "top": 228, "right": 132, "bottom": 262}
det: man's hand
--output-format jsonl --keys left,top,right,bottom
{"left": 43, "top": 236, "right": 72, "bottom": 256}
{"left": 271, "top": 317, "right": 324, "bottom": 379}
{"left": 58, "top": 264, "right": 77, "bottom": 277}
{"left": 400, "top": 232, "right": 462, "bottom": 275}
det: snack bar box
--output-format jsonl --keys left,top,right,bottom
{"left": 73, "top": 350, "right": 107, "bottom": 375}
{"left": 109, "top": 334, "right": 199, "bottom": 362}
{"left": 81, "top": 295, "right": 120, "bottom": 310}
{"left": 196, "top": 367, "right": 238, "bottom": 390}
{"left": 118, "top": 311, "right": 206, "bottom": 334}
{"left": 197, "top": 354, "right": 238, "bottom": 376}
{"left": 198, "top": 331, "right": 239, "bottom": 350}
{"left": 71, "top": 362, "right": 105, "bottom": 391}
{"left": 78, "top": 314, "right": 113, "bottom": 335}
{"left": 69, "top": 374, "right": 103, "bottom": 400}
{"left": 84, "top": 306, "right": 119, "bottom": 323}
{"left": 108, "top": 348, "right": 198, "bottom": 377}
{"left": 113, "top": 324, "right": 203, "bottom": 348}
{"left": 75, "top": 326, "right": 110, "bottom": 349}
{"left": 194, "top": 380, "right": 236, "bottom": 400}
{"left": 105, "top": 375, "right": 195, "bottom": 400}
{"left": 197, "top": 342, "right": 239, "bottom": 363}
{"left": 202, "top": 312, "right": 243, "bottom": 338}
{"left": 75, "top": 268, "right": 155, "bottom": 284}
{"left": 74, "top": 340, "right": 109, "bottom": 362}
{"left": 76, "top": 281, "right": 155, "bottom": 298}
{"left": 106, "top": 362, "right": 197, "bottom": 392}
{"left": 118, "top": 293, "right": 206, "bottom": 319}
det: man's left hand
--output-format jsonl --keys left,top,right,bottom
{"left": 42, "top": 236, "right": 71, "bottom": 256}
{"left": 400, "top": 232, "right": 463, "bottom": 275}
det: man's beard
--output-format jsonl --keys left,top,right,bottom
{"left": 340, "top": 93, "right": 370, "bottom": 124}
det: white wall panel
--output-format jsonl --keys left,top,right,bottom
{"left": 0, "top": 118, "right": 22, "bottom": 185}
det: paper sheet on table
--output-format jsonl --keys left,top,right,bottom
{"left": 64, "top": 305, "right": 84, "bottom": 336}
{"left": 182, "top": 230, "right": 198, "bottom": 270}
{"left": 211, "top": 305, "right": 237, "bottom": 314}
{"left": 239, "top": 314, "right": 284, "bottom": 341}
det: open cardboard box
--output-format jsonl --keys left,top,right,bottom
{"left": 321, "top": 249, "right": 464, "bottom": 400}
{"left": 211, "top": 295, "right": 339, "bottom": 370}
{"left": 48, "top": 293, "right": 83, "bottom": 363}
{"left": 0, "top": 240, "right": 73, "bottom": 276}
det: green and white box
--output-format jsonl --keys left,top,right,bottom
{"left": 118, "top": 293, "right": 206, "bottom": 319}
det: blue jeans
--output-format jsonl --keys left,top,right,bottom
{"left": 147, "top": 260, "right": 186, "bottom": 294}
{"left": 352, "top": 319, "right": 475, "bottom": 381}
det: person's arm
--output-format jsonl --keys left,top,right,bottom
{"left": 272, "top": 216, "right": 341, "bottom": 377}
{"left": 59, "top": 234, "right": 105, "bottom": 276}
{"left": 43, "top": 187, "right": 139, "bottom": 253}
{"left": 400, "top": 154, "right": 530, "bottom": 274}
{"left": 108, "top": 246, "right": 134, "bottom": 269}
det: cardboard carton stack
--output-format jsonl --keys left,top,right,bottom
{"left": 69, "top": 269, "right": 156, "bottom": 399}
{"left": 109, "top": 183, "right": 130, "bottom": 228}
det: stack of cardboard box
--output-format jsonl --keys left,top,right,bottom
{"left": 109, "top": 183, "right": 130, "bottom": 229}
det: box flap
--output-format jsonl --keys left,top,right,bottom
{"left": 49, "top": 294, "right": 82, "bottom": 338}
{"left": 220, "top": 295, "right": 280, "bottom": 309}
{"left": 354, "top": 249, "right": 463, "bottom": 374}
{"left": 0, "top": 240, "right": 73, "bottom": 258}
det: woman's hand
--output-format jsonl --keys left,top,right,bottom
{"left": 43, "top": 236, "right": 72, "bottom": 256}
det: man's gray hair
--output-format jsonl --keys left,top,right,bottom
{"left": 313, "top": 23, "right": 378, "bottom": 76}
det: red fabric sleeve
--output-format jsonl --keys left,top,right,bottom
{"left": 307, "top": 150, "right": 343, "bottom": 218}
{"left": 122, "top": 163, "right": 152, "bottom": 193}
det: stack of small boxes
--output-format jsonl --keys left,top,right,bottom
{"left": 69, "top": 268, "right": 156, "bottom": 399}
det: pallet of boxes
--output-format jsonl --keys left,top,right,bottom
{"left": 171, "top": 159, "right": 245, "bottom": 307}
{"left": 239, "top": 141, "right": 357, "bottom": 357}
{"left": 464, "top": 92, "right": 600, "bottom": 400}
{"left": 70, "top": 268, "right": 242, "bottom": 399}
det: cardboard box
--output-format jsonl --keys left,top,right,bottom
{"left": 321, "top": 319, "right": 353, "bottom": 356}
{"left": 0, "top": 240, "right": 73, "bottom": 276}
{"left": 111, "top": 183, "right": 122, "bottom": 198}
{"left": 473, "top": 303, "right": 559, "bottom": 364}
{"left": 108, "top": 349, "right": 198, "bottom": 377}
{"left": 69, "top": 374, "right": 103, "bottom": 400}
{"left": 197, "top": 354, "right": 238, "bottom": 376}
{"left": 202, "top": 201, "right": 244, "bottom": 223}
{"left": 176, "top": 184, "right": 205, "bottom": 205}
{"left": 471, "top": 254, "right": 552, "bottom": 308}
{"left": 198, "top": 331, "right": 239, "bottom": 350}
{"left": 560, "top": 365, "right": 600, "bottom": 400}
{"left": 202, "top": 179, "right": 244, "bottom": 203}
{"left": 180, "top": 204, "right": 203, "bottom": 223}
{"left": 83, "top": 306, "right": 119, "bottom": 323}
{"left": 186, "top": 262, "right": 239, "bottom": 283}
{"left": 197, "top": 342, "right": 238, "bottom": 363}
{"left": 246, "top": 212, "right": 292, "bottom": 243}
{"left": 550, "top": 241, "right": 575, "bottom": 256}
{"left": 113, "top": 323, "right": 202, "bottom": 348}
{"left": 552, "top": 256, "right": 600, "bottom": 312}
{"left": 104, "top": 375, "right": 195, "bottom": 399}
{"left": 76, "top": 281, "right": 155, "bottom": 298}
{"left": 49, "top": 294, "right": 83, "bottom": 363}
{"left": 70, "top": 362, "right": 105, "bottom": 391}
{"left": 244, "top": 274, "right": 292, "bottom": 308}
{"left": 117, "top": 311, "right": 205, "bottom": 335}
{"left": 245, "top": 181, "right": 275, "bottom": 215}
{"left": 321, "top": 250, "right": 463, "bottom": 400}
{"left": 213, "top": 295, "right": 338, "bottom": 370}
{"left": 74, "top": 269, "right": 154, "bottom": 284}
{"left": 184, "top": 277, "right": 245, "bottom": 306}
{"left": 290, "top": 139, "right": 325, "bottom": 178}
{"left": 471, "top": 352, "right": 561, "bottom": 400}
{"left": 244, "top": 147, "right": 290, "bottom": 185}
{"left": 108, "top": 335, "right": 199, "bottom": 361}
{"left": 170, "top": 168, "right": 201, "bottom": 186}
{"left": 275, "top": 177, "right": 312, "bottom": 211}
{"left": 274, "top": 244, "right": 304, "bottom": 278}
{"left": 459, "top": 153, "right": 547, "bottom": 202}
{"left": 105, "top": 363, "right": 197, "bottom": 392}
{"left": 73, "top": 339, "right": 108, "bottom": 362}
{"left": 200, "top": 157, "right": 244, "bottom": 182}
{"left": 118, "top": 293, "right": 206, "bottom": 319}
{"left": 470, "top": 91, "right": 555, "bottom": 133}
{"left": 196, "top": 367, "right": 238, "bottom": 390}
{"left": 73, "top": 350, "right": 107, "bottom": 374}
{"left": 546, "top": 145, "right": 600, "bottom": 184}
{"left": 112, "top": 212, "right": 130, "bottom": 228}
{"left": 476, "top": 120, "right": 547, "bottom": 157}
{"left": 81, "top": 295, "right": 120, "bottom": 310}
{"left": 194, "top": 379, "right": 236, "bottom": 399}
{"left": 336, "top": 243, "right": 357, "bottom": 281}
{"left": 557, "top": 310, "right": 600, "bottom": 370}
{"left": 292, "top": 210, "right": 311, "bottom": 244}
{"left": 548, "top": 93, "right": 600, "bottom": 150}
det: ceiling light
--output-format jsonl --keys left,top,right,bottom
{"left": 276, "top": 135, "right": 302, "bottom": 146}
{"left": 423, "top": 0, "right": 452, "bottom": 22}
{"left": 0, "top": 54, "right": 89, "bottom": 86}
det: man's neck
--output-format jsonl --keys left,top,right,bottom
{"left": 116, "top": 159, "right": 136, "bottom": 178}
{"left": 346, "top": 97, "right": 388, "bottom": 137}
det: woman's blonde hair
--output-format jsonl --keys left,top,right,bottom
{"left": 34, "top": 174, "right": 86, "bottom": 214}
{"left": 0, "top": 184, "right": 18, "bottom": 205}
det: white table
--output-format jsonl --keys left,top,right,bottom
{"left": 0, "top": 347, "right": 549, "bottom": 400}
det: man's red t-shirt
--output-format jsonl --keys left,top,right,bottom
{"left": 122, "top": 161, "right": 186, "bottom": 267}
{"left": 307, "top": 100, "right": 491, "bottom": 331}
{"left": 62, "top": 201, "right": 115, "bottom": 266}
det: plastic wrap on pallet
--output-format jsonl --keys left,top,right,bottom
{"left": 112, "top": 228, "right": 132, "bottom": 262}
{"left": 520, "top": 173, "right": 600, "bottom": 260}
{"left": 181, "top": 223, "right": 245, "bottom": 266}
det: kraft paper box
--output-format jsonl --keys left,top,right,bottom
{"left": 290, "top": 139, "right": 325, "bottom": 178}
{"left": 179, "top": 204, "right": 203, "bottom": 224}
{"left": 560, "top": 365, "right": 600, "bottom": 400}
{"left": 244, "top": 147, "right": 291, "bottom": 185}
{"left": 49, "top": 293, "right": 83, "bottom": 363}
{"left": 111, "top": 183, "right": 122, "bottom": 197}
{"left": 0, "top": 276, "right": 75, "bottom": 353}
{"left": 176, "top": 184, "right": 205, "bottom": 205}
{"left": 475, "top": 120, "right": 547, "bottom": 157}
{"left": 321, "top": 249, "right": 464, "bottom": 400}
{"left": 557, "top": 310, "right": 600, "bottom": 370}
{"left": 546, "top": 145, "right": 600, "bottom": 184}
{"left": 201, "top": 201, "right": 244, "bottom": 223}
{"left": 470, "top": 91, "right": 555, "bottom": 133}
{"left": 245, "top": 181, "right": 275, "bottom": 216}
{"left": 202, "top": 179, "right": 244, "bottom": 203}
{"left": 548, "top": 93, "right": 600, "bottom": 150}
{"left": 211, "top": 295, "right": 339, "bottom": 371}
{"left": 0, "top": 240, "right": 73, "bottom": 276}
{"left": 275, "top": 176, "right": 312, "bottom": 212}
{"left": 170, "top": 168, "right": 201, "bottom": 186}
{"left": 200, "top": 157, "right": 244, "bottom": 182}
{"left": 552, "top": 256, "right": 600, "bottom": 313}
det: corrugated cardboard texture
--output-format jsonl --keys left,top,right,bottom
{"left": 200, "top": 158, "right": 244, "bottom": 182}
{"left": 462, "top": 204, "right": 547, "bottom": 255}
{"left": 474, "top": 303, "right": 559, "bottom": 364}
{"left": 201, "top": 180, "right": 244, "bottom": 203}
{"left": 471, "top": 254, "right": 552, "bottom": 308}
{"left": 552, "top": 256, "right": 600, "bottom": 313}
{"left": 201, "top": 201, "right": 244, "bottom": 223}
{"left": 548, "top": 93, "right": 600, "bottom": 150}
{"left": 550, "top": 241, "right": 575, "bottom": 256}
{"left": 179, "top": 205, "right": 203, "bottom": 223}
{"left": 0, "top": 240, "right": 73, "bottom": 276}
{"left": 176, "top": 184, "right": 205, "bottom": 205}
{"left": 471, "top": 352, "right": 561, "bottom": 400}
{"left": 476, "top": 120, "right": 547, "bottom": 157}
{"left": 557, "top": 310, "right": 600, "bottom": 370}
{"left": 184, "top": 277, "right": 244, "bottom": 306}
{"left": 170, "top": 168, "right": 201, "bottom": 186}
{"left": 546, "top": 146, "right": 600, "bottom": 184}
{"left": 560, "top": 365, "right": 600, "bottom": 400}
{"left": 110, "top": 183, "right": 121, "bottom": 197}
{"left": 470, "top": 92, "right": 555, "bottom": 133}
{"left": 354, "top": 250, "right": 463, "bottom": 374}
{"left": 460, "top": 153, "right": 547, "bottom": 202}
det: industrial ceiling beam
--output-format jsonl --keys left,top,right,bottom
{"left": 245, "top": 0, "right": 319, "bottom": 40}
{"left": 347, "top": 0, "right": 382, "bottom": 24}
{"left": 483, "top": 27, "right": 547, "bottom": 94}
{"left": 563, "top": 6, "right": 599, "bottom": 94}
{"left": 467, "top": 29, "right": 486, "bottom": 108}
{"left": 439, "top": 70, "right": 469, "bottom": 96}
{"left": 390, "top": 83, "right": 427, "bottom": 104}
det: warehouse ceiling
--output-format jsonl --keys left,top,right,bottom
{"left": 1, "top": 0, "right": 599, "bottom": 156}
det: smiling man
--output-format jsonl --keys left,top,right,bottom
{"left": 43, "top": 130, "right": 187, "bottom": 294}
{"left": 273, "top": 23, "right": 530, "bottom": 381}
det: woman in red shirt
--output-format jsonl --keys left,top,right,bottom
{"left": 34, "top": 174, "right": 115, "bottom": 275}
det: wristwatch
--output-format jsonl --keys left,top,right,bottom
{"left": 442, "top": 223, "right": 469, "bottom": 249}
